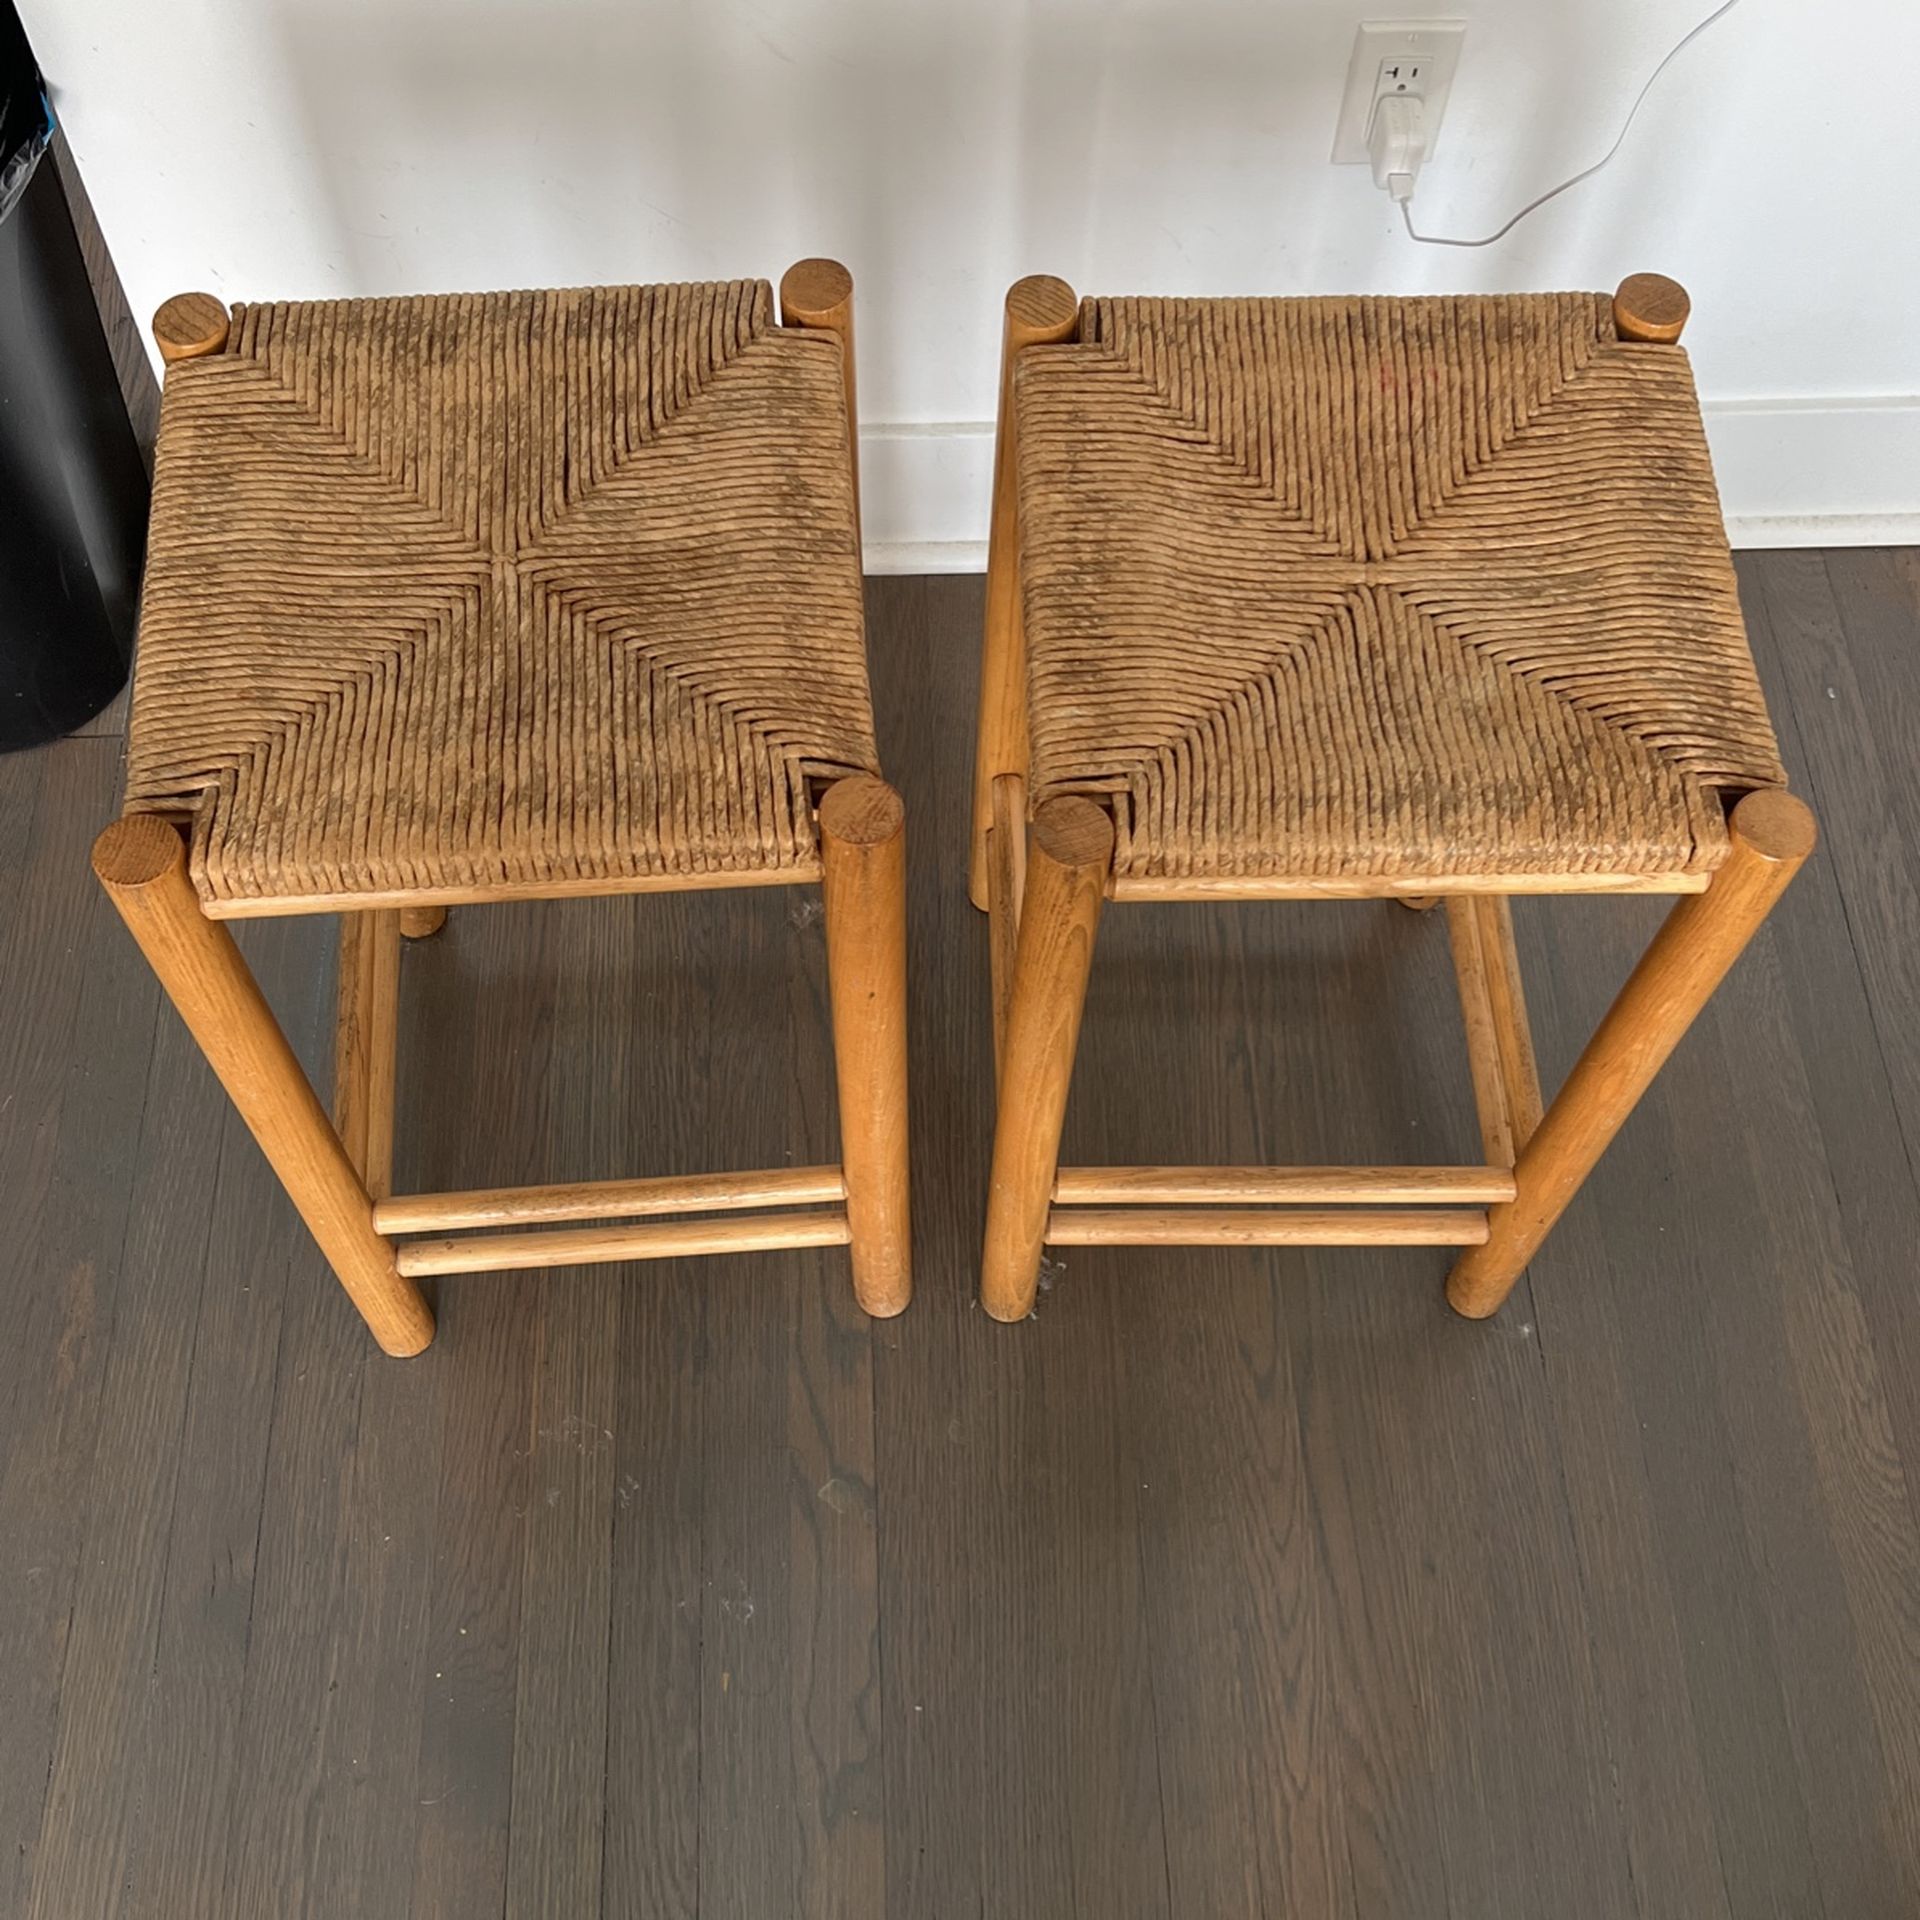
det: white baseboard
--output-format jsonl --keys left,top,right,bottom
{"left": 860, "top": 424, "right": 994, "bottom": 574}
{"left": 1703, "top": 395, "right": 1920, "bottom": 548}
{"left": 1721, "top": 511, "right": 1920, "bottom": 548}
{"left": 859, "top": 398, "right": 1920, "bottom": 573}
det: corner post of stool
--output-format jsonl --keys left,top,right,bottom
{"left": 1612, "top": 273, "right": 1690, "bottom": 345}
{"left": 399, "top": 906, "right": 447, "bottom": 940}
{"left": 970, "top": 275, "right": 1079, "bottom": 912}
{"left": 818, "top": 776, "right": 912, "bottom": 1318}
{"left": 335, "top": 908, "right": 403, "bottom": 1200}
{"left": 780, "top": 259, "right": 860, "bottom": 525}
{"left": 91, "top": 815, "right": 434, "bottom": 1358}
{"left": 987, "top": 770, "right": 1028, "bottom": 1077}
{"left": 1445, "top": 790, "right": 1816, "bottom": 1320}
{"left": 152, "top": 292, "right": 231, "bottom": 366}
{"left": 980, "top": 795, "right": 1113, "bottom": 1322}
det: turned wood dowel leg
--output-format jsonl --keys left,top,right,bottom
{"left": 986, "top": 771, "right": 1028, "bottom": 1079}
{"left": 819, "top": 777, "right": 912, "bottom": 1318}
{"left": 1446, "top": 791, "right": 1816, "bottom": 1320}
{"left": 335, "top": 908, "right": 402, "bottom": 1199}
{"left": 399, "top": 905, "right": 447, "bottom": 939}
{"left": 1476, "top": 895, "right": 1544, "bottom": 1150}
{"left": 781, "top": 258, "right": 861, "bottom": 545}
{"left": 92, "top": 815, "right": 434, "bottom": 1357}
{"left": 1447, "top": 896, "right": 1516, "bottom": 1167}
{"left": 980, "top": 796, "right": 1114, "bottom": 1321}
{"left": 969, "top": 275, "right": 1079, "bottom": 911}
{"left": 1446, "top": 894, "right": 1544, "bottom": 1165}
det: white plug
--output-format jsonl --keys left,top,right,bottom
{"left": 1368, "top": 92, "right": 1427, "bottom": 204}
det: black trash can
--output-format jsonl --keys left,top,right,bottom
{"left": 0, "top": 4, "right": 150, "bottom": 749}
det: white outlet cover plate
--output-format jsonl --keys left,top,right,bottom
{"left": 1331, "top": 20, "right": 1467, "bottom": 164}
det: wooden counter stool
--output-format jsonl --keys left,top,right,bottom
{"left": 973, "top": 273, "right": 1813, "bottom": 1323}
{"left": 94, "top": 264, "right": 909, "bottom": 1357}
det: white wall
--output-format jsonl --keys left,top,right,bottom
{"left": 26, "top": 0, "right": 1920, "bottom": 567}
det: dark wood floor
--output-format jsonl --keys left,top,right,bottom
{"left": 4, "top": 558, "right": 1919, "bottom": 1918}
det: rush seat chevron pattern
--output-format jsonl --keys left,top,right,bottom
{"left": 123, "top": 280, "right": 878, "bottom": 909}
{"left": 1013, "top": 293, "right": 1786, "bottom": 884}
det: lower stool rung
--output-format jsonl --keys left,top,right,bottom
{"left": 395, "top": 1209, "right": 854, "bottom": 1277}
{"left": 375, "top": 1164, "right": 845, "bottom": 1234}
{"left": 1052, "top": 1165, "right": 1515, "bottom": 1206}
{"left": 1045, "top": 1207, "right": 1491, "bottom": 1248}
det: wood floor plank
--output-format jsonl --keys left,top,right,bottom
{"left": 27, "top": 812, "right": 323, "bottom": 1920}
{"left": 1493, "top": 899, "right": 1732, "bottom": 1919}
{"left": 243, "top": 919, "right": 443, "bottom": 1920}
{"left": 1745, "top": 553, "right": 1920, "bottom": 1182}
{"left": 782, "top": 873, "right": 887, "bottom": 1916}
{"left": 1671, "top": 931, "right": 1920, "bottom": 1911}
{"left": 1529, "top": 896, "right": 1830, "bottom": 1918}
{"left": 1822, "top": 548, "right": 1920, "bottom": 867}
{"left": 695, "top": 889, "right": 806, "bottom": 1920}
{"left": 111, "top": 918, "right": 332, "bottom": 1920}
{"left": 866, "top": 577, "right": 1175, "bottom": 1920}
{"left": 1078, "top": 896, "right": 1345, "bottom": 1919}
{"left": 1295, "top": 899, "right": 1637, "bottom": 1920}
{"left": 863, "top": 579, "right": 998, "bottom": 1920}
{"left": 600, "top": 889, "right": 705, "bottom": 1919}
{"left": 218, "top": 1190, "right": 380, "bottom": 1909}
{"left": 0, "top": 741, "right": 158, "bottom": 1920}
{"left": 691, "top": 866, "right": 885, "bottom": 1918}
{"left": 603, "top": 1224, "right": 702, "bottom": 1918}
{"left": 23, "top": 1016, "right": 224, "bottom": 1920}
{"left": 1714, "top": 943, "right": 1920, "bottom": 1907}
{"left": 26, "top": 917, "right": 342, "bottom": 1920}
{"left": 405, "top": 904, "right": 548, "bottom": 1920}
{"left": 503, "top": 898, "right": 629, "bottom": 1920}
{"left": 306, "top": 1333, "right": 444, "bottom": 1915}
{"left": 506, "top": 1273, "right": 616, "bottom": 1917}
{"left": 1740, "top": 555, "right": 1920, "bottom": 1499}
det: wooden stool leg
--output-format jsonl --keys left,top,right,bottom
{"left": 970, "top": 276, "right": 1079, "bottom": 911}
{"left": 1446, "top": 791, "right": 1816, "bottom": 1319}
{"left": 92, "top": 816, "right": 434, "bottom": 1357}
{"left": 986, "top": 770, "right": 1030, "bottom": 1077}
{"left": 335, "top": 908, "right": 402, "bottom": 1199}
{"left": 819, "top": 777, "right": 912, "bottom": 1318}
{"left": 980, "top": 796, "right": 1114, "bottom": 1321}
{"left": 399, "top": 905, "right": 447, "bottom": 939}
{"left": 781, "top": 258, "right": 861, "bottom": 549}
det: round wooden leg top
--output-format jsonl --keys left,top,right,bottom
{"left": 1612, "top": 273, "right": 1689, "bottom": 343}
{"left": 1006, "top": 274, "right": 1079, "bottom": 335}
{"left": 780, "top": 258, "right": 854, "bottom": 327}
{"left": 153, "top": 291, "right": 231, "bottom": 363}
{"left": 92, "top": 813, "right": 188, "bottom": 890}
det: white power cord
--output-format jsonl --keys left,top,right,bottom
{"left": 1392, "top": 0, "right": 1746, "bottom": 248}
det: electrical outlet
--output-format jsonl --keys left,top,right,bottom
{"left": 1331, "top": 21, "right": 1466, "bottom": 165}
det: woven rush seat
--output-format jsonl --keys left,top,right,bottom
{"left": 123, "top": 279, "right": 878, "bottom": 911}
{"left": 1013, "top": 292, "right": 1786, "bottom": 886}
